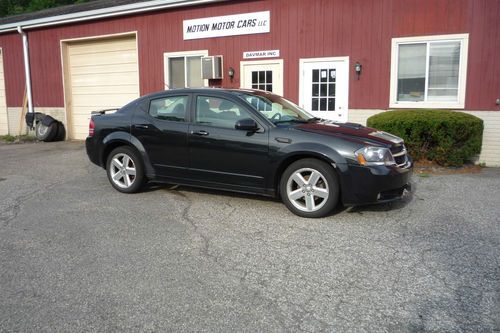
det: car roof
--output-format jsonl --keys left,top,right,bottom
{"left": 142, "top": 88, "right": 277, "bottom": 100}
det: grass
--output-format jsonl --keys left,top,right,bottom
{"left": 417, "top": 173, "right": 431, "bottom": 178}
{"left": 0, "top": 134, "right": 37, "bottom": 143}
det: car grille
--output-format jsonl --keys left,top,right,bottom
{"left": 391, "top": 144, "right": 410, "bottom": 168}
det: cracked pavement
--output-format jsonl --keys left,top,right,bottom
{"left": 0, "top": 141, "right": 499, "bottom": 332}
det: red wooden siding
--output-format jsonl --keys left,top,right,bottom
{"left": 0, "top": 0, "right": 498, "bottom": 110}
{"left": 0, "top": 33, "right": 24, "bottom": 107}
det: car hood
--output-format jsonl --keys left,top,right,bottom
{"left": 293, "top": 121, "right": 404, "bottom": 147}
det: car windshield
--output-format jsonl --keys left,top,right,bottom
{"left": 235, "top": 91, "right": 316, "bottom": 125}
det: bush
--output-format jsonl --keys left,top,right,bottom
{"left": 366, "top": 110, "right": 483, "bottom": 166}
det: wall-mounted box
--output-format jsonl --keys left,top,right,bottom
{"left": 201, "top": 56, "right": 223, "bottom": 79}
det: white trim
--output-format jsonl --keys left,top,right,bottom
{"left": 1, "top": 0, "right": 227, "bottom": 33}
{"left": 298, "top": 56, "right": 349, "bottom": 110}
{"left": 240, "top": 59, "right": 284, "bottom": 96}
{"left": 163, "top": 50, "right": 209, "bottom": 89}
{"left": 389, "top": 33, "right": 469, "bottom": 109}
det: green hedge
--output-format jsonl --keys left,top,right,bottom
{"left": 366, "top": 110, "right": 483, "bottom": 166}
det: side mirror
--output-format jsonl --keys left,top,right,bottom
{"left": 235, "top": 118, "right": 259, "bottom": 132}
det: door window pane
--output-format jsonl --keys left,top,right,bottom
{"left": 251, "top": 70, "right": 273, "bottom": 92}
{"left": 149, "top": 95, "right": 188, "bottom": 122}
{"left": 397, "top": 43, "right": 426, "bottom": 102}
{"left": 311, "top": 68, "right": 336, "bottom": 112}
{"left": 428, "top": 42, "right": 460, "bottom": 101}
{"left": 196, "top": 96, "right": 253, "bottom": 129}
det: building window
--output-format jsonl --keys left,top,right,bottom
{"left": 390, "top": 34, "right": 468, "bottom": 109}
{"left": 164, "top": 50, "right": 208, "bottom": 89}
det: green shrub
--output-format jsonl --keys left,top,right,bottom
{"left": 366, "top": 110, "right": 483, "bottom": 166}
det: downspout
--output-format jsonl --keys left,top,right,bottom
{"left": 17, "top": 26, "right": 34, "bottom": 116}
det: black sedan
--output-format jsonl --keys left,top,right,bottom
{"left": 86, "top": 89, "right": 412, "bottom": 218}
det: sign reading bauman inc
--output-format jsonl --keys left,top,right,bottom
{"left": 183, "top": 11, "right": 270, "bottom": 40}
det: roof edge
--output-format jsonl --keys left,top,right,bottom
{"left": 0, "top": 0, "right": 227, "bottom": 33}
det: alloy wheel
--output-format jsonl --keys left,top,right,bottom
{"left": 109, "top": 153, "right": 137, "bottom": 189}
{"left": 286, "top": 168, "right": 329, "bottom": 212}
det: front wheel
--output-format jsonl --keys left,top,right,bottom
{"left": 280, "top": 158, "right": 339, "bottom": 218}
{"left": 106, "top": 146, "right": 145, "bottom": 193}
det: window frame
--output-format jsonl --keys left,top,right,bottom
{"left": 163, "top": 50, "right": 209, "bottom": 89}
{"left": 389, "top": 34, "right": 469, "bottom": 109}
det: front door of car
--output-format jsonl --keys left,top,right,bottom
{"left": 131, "top": 94, "right": 191, "bottom": 179}
{"left": 188, "top": 94, "right": 269, "bottom": 190}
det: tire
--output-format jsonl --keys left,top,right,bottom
{"left": 106, "top": 146, "right": 145, "bottom": 193}
{"left": 54, "top": 122, "right": 66, "bottom": 141}
{"left": 280, "top": 158, "right": 339, "bottom": 218}
{"left": 35, "top": 121, "right": 58, "bottom": 142}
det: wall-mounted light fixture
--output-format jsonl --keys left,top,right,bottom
{"left": 354, "top": 62, "right": 362, "bottom": 80}
{"left": 228, "top": 67, "right": 235, "bottom": 82}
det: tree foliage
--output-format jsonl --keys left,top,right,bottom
{"left": 0, "top": 0, "right": 92, "bottom": 18}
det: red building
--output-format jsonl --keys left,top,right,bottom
{"left": 0, "top": 0, "right": 498, "bottom": 164}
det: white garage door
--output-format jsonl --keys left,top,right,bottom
{"left": 0, "top": 49, "right": 8, "bottom": 135}
{"left": 66, "top": 36, "right": 139, "bottom": 140}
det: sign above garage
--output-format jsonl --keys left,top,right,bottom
{"left": 183, "top": 11, "right": 270, "bottom": 40}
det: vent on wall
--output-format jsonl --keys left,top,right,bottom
{"left": 201, "top": 56, "right": 223, "bottom": 79}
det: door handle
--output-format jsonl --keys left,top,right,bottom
{"left": 191, "top": 130, "right": 209, "bottom": 136}
{"left": 134, "top": 124, "right": 149, "bottom": 129}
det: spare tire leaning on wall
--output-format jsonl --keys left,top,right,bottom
{"left": 34, "top": 115, "right": 66, "bottom": 142}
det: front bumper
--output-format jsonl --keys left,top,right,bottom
{"left": 340, "top": 161, "right": 413, "bottom": 206}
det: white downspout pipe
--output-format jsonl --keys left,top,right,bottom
{"left": 17, "top": 26, "right": 34, "bottom": 116}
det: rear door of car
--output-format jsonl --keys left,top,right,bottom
{"left": 187, "top": 93, "right": 270, "bottom": 191}
{"left": 131, "top": 93, "right": 191, "bottom": 179}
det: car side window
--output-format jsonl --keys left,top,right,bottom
{"left": 195, "top": 96, "right": 254, "bottom": 129}
{"left": 149, "top": 95, "right": 188, "bottom": 122}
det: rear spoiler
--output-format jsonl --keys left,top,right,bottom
{"left": 91, "top": 108, "right": 119, "bottom": 115}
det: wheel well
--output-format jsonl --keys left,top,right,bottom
{"left": 101, "top": 141, "right": 132, "bottom": 169}
{"left": 274, "top": 154, "right": 339, "bottom": 196}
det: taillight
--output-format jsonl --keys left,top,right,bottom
{"left": 89, "top": 118, "right": 95, "bottom": 137}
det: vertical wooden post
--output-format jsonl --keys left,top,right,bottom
{"left": 18, "top": 85, "right": 28, "bottom": 135}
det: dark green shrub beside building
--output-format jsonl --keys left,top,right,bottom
{"left": 367, "top": 110, "right": 483, "bottom": 166}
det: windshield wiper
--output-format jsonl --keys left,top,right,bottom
{"left": 307, "top": 117, "right": 323, "bottom": 122}
{"left": 273, "top": 119, "right": 308, "bottom": 125}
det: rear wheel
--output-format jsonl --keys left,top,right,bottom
{"left": 106, "top": 146, "right": 145, "bottom": 193}
{"left": 280, "top": 158, "right": 339, "bottom": 218}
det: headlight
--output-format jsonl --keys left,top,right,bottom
{"left": 355, "top": 147, "right": 396, "bottom": 166}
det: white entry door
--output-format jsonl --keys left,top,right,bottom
{"left": 240, "top": 59, "right": 284, "bottom": 96}
{"left": 300, "top": 57, "right": 349, "bottom": 122}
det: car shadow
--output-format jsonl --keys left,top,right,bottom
{"left": 143, "top": 182, "right": 281, "bottom": 203}
{"left": 142, "top": 183, "right": 414, "bottom": 218}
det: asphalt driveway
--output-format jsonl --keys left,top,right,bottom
{"left": 0, "top": 141, "right": 499, "bottom": 332}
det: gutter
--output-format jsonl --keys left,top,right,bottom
{"left": 0, "top": 0, "right": 227, "bottom": 33}
{"left": 17, "top": 26, "right": 34, "bottom": 115}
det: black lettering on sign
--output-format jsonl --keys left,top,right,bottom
{"left": 212, "top": 21, "right": 236, "bottom": 30}
{"left": 237, "top": 19, "right": 258, "bottom": 28}
{"left": 187, "top": 24, "right": 210, "bottom": 33}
